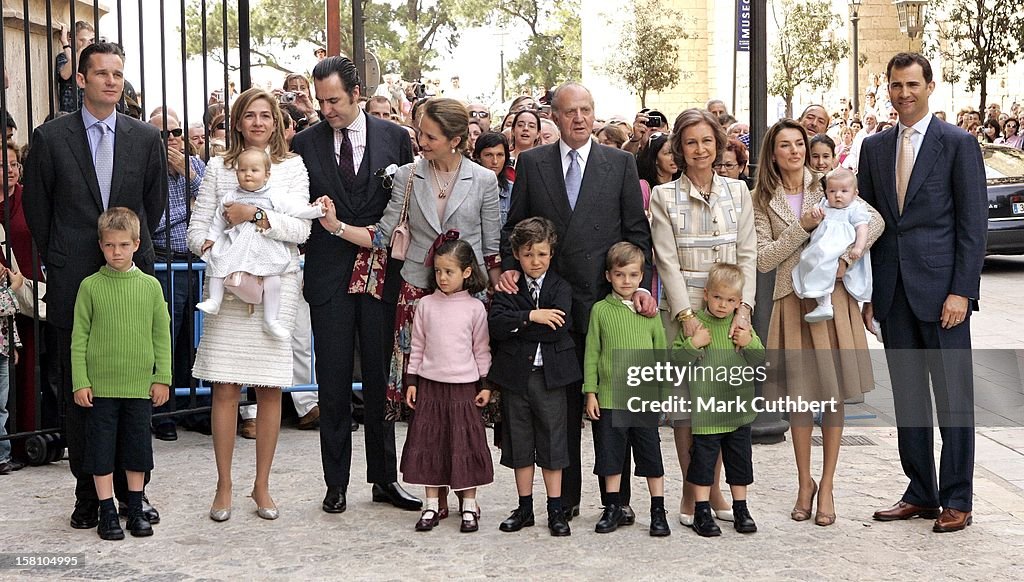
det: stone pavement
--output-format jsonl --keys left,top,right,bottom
{"left": 1, "top": 420, "right": 1022, "bottom": 581}
{"left": 2, "top": 257, "right": 1024, "bottom": 580}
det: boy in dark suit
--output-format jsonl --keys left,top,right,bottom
{"left": 489, "top": 217, "right": 580, "bottom": 537}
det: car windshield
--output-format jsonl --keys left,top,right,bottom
{"left": 983, "top": 145, "right": 1024, "bottom": 182}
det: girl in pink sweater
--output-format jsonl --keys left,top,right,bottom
{"left": 402, "top": 237, "right": 493, "bottom": 533}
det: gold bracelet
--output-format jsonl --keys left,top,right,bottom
{"left": 676, "top": 308, "right": 695, "bottom": 323}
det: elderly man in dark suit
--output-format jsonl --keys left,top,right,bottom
{"left": 858, "top": 53, "right": 987, "bottom": 533}
{"left": 498, "top": 82, "right": 655, "bottom": 523}
{"left": 22, "top": 42, "right": 167, "bottom": 530}
{"left": 291, "top": 56, "right": 419, "bottom": 515}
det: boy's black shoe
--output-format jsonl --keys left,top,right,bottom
{"left": 650, "top": 507, "right": 672, "bottom": 537}
{"left": 70, "top": 500, "right": 99, "bottom": 529}
{"left": 595, "top": 504, "right": 626, "bottom": 533}
{"left": 97, "top": 511, "right": 124, "bottom": 541}
{"left": 127, "top": 513, "right": 153, "bottom": 537}
{"left": 692, "top": 507, "right": 721, "bottom": 537}
{"left": 547, "top": 508, "right": 571, "bottom": 537}
{"left": 118, "top": 496, "right": 160, "bottom": 525}
{"left": 621, "top": 505, "right": 636, "bottom": 525}
{"left": 733, "top": 505, "right": 758, "bottom": 534}
{"left": 499, "top": 508, "right": 535, "bottom": 532}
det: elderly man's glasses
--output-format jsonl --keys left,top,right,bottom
{"left": 470, "top": 110, "right": 490, "bottom": 119}
{"left": 161, "top": 128, "right": 184, "bottom": 139}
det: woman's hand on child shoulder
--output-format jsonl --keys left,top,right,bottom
{"left": 474, "top": 389, "right": 491, "bottom": 408}
{"left": 530, "top": 308, "right": 565, "bottom": 329}
{"left": 405, "top": 385, "right": 417, "bottom": 410}
{"left": 151, "top": 383, "right": 169, "bottom": 407}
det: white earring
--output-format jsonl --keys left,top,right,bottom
{"left": 451, "top": 148, "right": 455, "bottom": 154}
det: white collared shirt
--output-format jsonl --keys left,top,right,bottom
{"left": 896, "top": 112, "right": 933, "bottom": 167}
{"left": 334, "top": 110, "right": 367, "bottom": 172}
{"left": 558, "top": 137, "right": 593, "bottom": 180}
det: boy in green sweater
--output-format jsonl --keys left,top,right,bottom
{"left": 583, "top": 242, "right": 670, "bottom": 537}
{"left": 674, "top": 263, "right": 764, "bottom": 537}
{"left": 72, "top": 208, "right": 172, "bottom": 541}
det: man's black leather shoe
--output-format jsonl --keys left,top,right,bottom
{"left": 70, "top": 500, "right": 99, "bottom": 529}
{"left": 322, "top": 486, "right": 347, "bottom": 513}
{"left": 371, "top": 482, "right": 422, "bottom": 510}
{"left": 563, "top": 504, "right": 580, "bottom": 521}
{"left": 153, "top": 422, "right": 178, "bottom": 442}
{"left": 621, "top": 505, "right": 636, "bottom": 526}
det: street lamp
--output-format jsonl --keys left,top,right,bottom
{"left": 849, "top": 0, "right": 862, "bottom": 115}
{"left": 894, "top": 0, "right": 928, "bottom": 40}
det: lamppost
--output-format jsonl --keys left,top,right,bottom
{"left": 849, "top": 0, "right": 862, "bottom": 115}
{"left": 894, "top": 0, "right": 928, "bottom": 40}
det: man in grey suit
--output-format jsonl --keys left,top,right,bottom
{"left": 22, "top": 42, "right": 167, "bottom": 531}
{"left": 498, "top": 82, "right": 655, "bottom": 525}
{"left": 858, "top": 53, "right": 987, "bottom": 533}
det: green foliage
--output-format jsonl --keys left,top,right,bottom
{"left": 601, "top": 0, "right": 690, "bottom": 108}
{"left": 768, "top": 0, "right": 850, "bottom": 118}
{"left": 925, "top": 0, "right": 1024, "bottom": 113}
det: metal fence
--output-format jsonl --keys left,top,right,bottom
{"left": 0, "top": 0, "right": 277, "bottom": 464}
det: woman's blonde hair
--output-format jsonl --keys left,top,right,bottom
{"left": 223, "top": 88, "right": 292, "bottom": 168}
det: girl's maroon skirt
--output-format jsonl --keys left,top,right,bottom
{"left": 400, "top": 378, "right": 494, "bottom": 491}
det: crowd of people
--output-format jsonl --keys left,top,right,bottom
{"left": 0, "top": 28, "right": 988, "bottom": 547}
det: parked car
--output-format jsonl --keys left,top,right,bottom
{"left": 982, "top": 144, "right": 1024, "bottom": 255}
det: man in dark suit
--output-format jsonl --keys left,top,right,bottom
{"left": 498, "top": 82, "right": 655, "bottom": 521}
{"left": 858, "top": 53, "right": 987, "bottom": 533}
{"left": 22, "top": 42, "right": 167, "bottom": 530}
{"left": 291, "top": 56, "right": 419, "bottom": 514}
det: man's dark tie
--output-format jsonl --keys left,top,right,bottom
{"left": 338, "top": 128, "right": 355, "bottom": 186}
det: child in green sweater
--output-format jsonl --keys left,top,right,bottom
{"left": 583, "top": 242, "right": 670, "bottom": 537}
{"left": 72, "top": 208, "right": 172, "bottom": 541}
{"left": 674, "top": 263, "right": 764, "bottom": 537}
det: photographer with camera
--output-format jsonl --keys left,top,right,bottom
{"left": 624, "top": 109, "right": 668, "bottom": 155}
{"left": 277, "top": 73, "right": 320, "bottom": 127}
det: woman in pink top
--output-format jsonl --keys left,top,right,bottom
{"left": 401, "top": 237, "right": 494, "bottom": 534}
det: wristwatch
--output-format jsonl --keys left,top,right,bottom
{"left": 251, "top": 208, "right": 266, "bottom": 223}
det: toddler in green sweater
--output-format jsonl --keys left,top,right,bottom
{"left": 72, "top": 208, "right": 172, "bottom": 541}
{"left": 674, "top": 263, "right": 764, "bottom": 537}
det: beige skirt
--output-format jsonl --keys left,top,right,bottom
{"left": 765, "top": 283, "right": 874, "bottom": 402}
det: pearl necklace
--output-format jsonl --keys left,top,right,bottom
{"left": 431, "top": 158, "right": 462, "bottom": 199}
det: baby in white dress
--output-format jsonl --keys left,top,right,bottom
{"left": 792, "top": 167, "right": 873, "bottom": 323}
{"left": 196, "top": 148, "right": 323, "bottom": 338}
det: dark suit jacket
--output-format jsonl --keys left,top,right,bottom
{"left": 22, "top": 110, "right": 167, "bottom": 329}
{"left": 501, "top": 141, "right": 652, "bottom": 334}
{"left": 292, "top": 113, "right": 414, "bottom": 306}
{"left": 857, "top": 116, "right": 987, "bottom": 323}
{"left": 488, "top": 270, "right": 580, "bottom": 391}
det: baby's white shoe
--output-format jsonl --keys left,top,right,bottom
{"left": 196, "top": 298, "right": 221, "bottom": 315}
{"left": 804, "top": 304, "right": 834, "bottom": 323}
{"left": 263, "top": 319, "right": 289, "bottom": 339}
